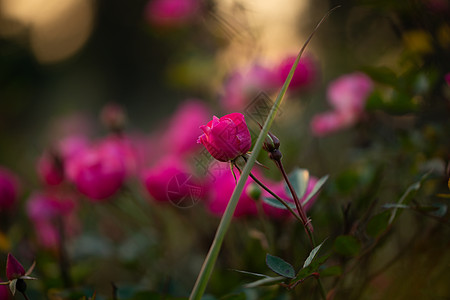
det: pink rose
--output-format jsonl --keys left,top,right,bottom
{"left": 327, "top": 72, "right": 373, "bottom": 115}
{"left": 0, "top": 167, "right": 19, "bottom": 212}
{"left": 142, "top": 156, "right": 204, "bottom": 204}
{"left": 445, "top": 73, "right": 450, "bottom": 86}
{"left": 145, "top": 0, "right": 200, "bottom": 28}
{"left": 310, "top": 72, "right": 373, "bottom": 137}
{"left": 66, "top": 142, "right": 126, "bottom": 201}
{"left": 197, "top": 113, "right": 251, "bottom": 162}
{"left": 206, "top": 162, "right": 257, "bottom": 217}
{"left": 276, "top": 55, "right": 317, "bottom": 91}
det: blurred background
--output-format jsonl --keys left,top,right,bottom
{"left": 0, "top": 0, "right": 449, "bottom": 299}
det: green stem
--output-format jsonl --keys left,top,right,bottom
{"left": 189, "top": 9, "right": 336, "bottom": 300}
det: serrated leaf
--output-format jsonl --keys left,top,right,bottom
{"left": 262, "top": 197, "right": 296, "bottom": 210}
{"left": 286, "top": 168, "right": 309, "bottom": 200}
{"left": 292, "top": 254, "right": 330, "bottom": 283}
{"left": 366, "top": 211, "right": 390, "bottom": 238}
{"left": 244, "top": 276, "right": 285, "bottom": 288}
{"left": 303, "top": 239, "right": 327, "bottom": 268}
{"left": 320, "top": 265, "right": 342, "bottom": 277}
{"left": 266, "top": 254, "right": 295, "bottom": 278}
{"left": 302, "top": 175, "right": 329, "bottom": 207}
{"left": 333, "top": 235, "right": 360, "bottom": 257}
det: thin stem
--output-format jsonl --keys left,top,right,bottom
{"left": 275, "top": 160, "right": 313, "bottom": 244}
{"left": 248, "top": 172, "right": 302, "bottom": 221}
{"left": 21, "top": 291, "right": 30, "bottom": 300}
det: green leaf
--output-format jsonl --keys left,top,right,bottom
{"left": 415, "top": 203, "right": 448, "bottom": 217}
{"left": 286, "top": 168, "right": 309, "bottom": 200}
{"left": 266, "top": 254, "right": 295, "bottom": 278}
{"left": 389, "top": 172, "right": 430, "bottom": 224}
{"left": 366, "top": 211, "right": 390, "bottom": 238}
{"left": 320, "top": 265, "right": 342, "bottom": 277}
{"left": 231, "top": 270, "right": 270, "bottom": 278}
{"left": 333, "top": 235, "right": 360, "bottom": 257}
{"left": 244, "top": 276, "right": 285, "bottom": 288}
{"left": 303, "top": 239, "right": 327, "bottom": 268}
{"left": 262, "top": 197, "right": 296, "bottom": 210}
{"left": 292, "top": 254, "right": 330, "bottom": 283}
{"left": 302, "top": 175, "right": 329, "bottom": 207}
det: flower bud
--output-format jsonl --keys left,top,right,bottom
{"left": 6, "top": 254, "right": 25, "bottom": 281}
{"left": 263, "top": 131, "right": 280, "bottom": 153}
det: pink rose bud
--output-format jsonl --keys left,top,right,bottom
{"left": 0, "top": 167, "right": 19, "bottom": 211}
{"left": 66, "top": 143, "right": 126, "bottom": 201}
{"left": 145, "top": 0, "right": 200, "bottom": 28}
{"left": 6, "top": 254, "right": 25, "bottom": 280}
{"left": 100, "top": 103, "right": 127, "bottom": 133}
{"left": 197, "top": 113, "right": 251, "bottom": 162}
{"left": 327, "top": 72, "right": 373, "bottom": 114}
{"left": 276, "top": 55, "right": 317, "bottom": 91}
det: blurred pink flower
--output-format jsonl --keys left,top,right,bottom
{"left": 198, "top": 113, "right": 251, "bottom": 162}
{"left": 37, "top": 152, "right": 64, "bottom": 186}
{"left": 327, "top": 72, "right": 373, "bottom": 115}
{"left": 37, "top": 135, "right": 89, "bottom": 186}
{"left": 311, "top": 72, "right": 373, "bottom": 136}
{"left": 0, "top": 278, "right": 10, "bottom": 299}
{"left": 276, "top": 55, "right": 317, "bottom": 91}
{"left": 26, "top": 193, "right": 78, "bottom": 249}
{"left": 66, "top": 141, "right": 126, "bottom": 201}
{"left": 262, "top": 176, "right": 319, "bottom": 218}
{"left": 99, "top": 135, "right": 142, "bottom": 177}
{"left": 145, "top": 0, "right": 200, "bottom": 28}
{"left": 207, "top": 162, "right": 257, "bottom": 217}
{"left": 162, "top": 100, "right": 211, "bottom": 155}
{"left": 310, "top": 111, "right": 351, "bottom": 137}
{"left": 445, "top": 73, "right": 450, "bottom": 86}
{"left": 142, "top": 156, "right": 204, "bottom": 204}
{"left": 0, "top": 167, "right": 19, "bottom": 212}
{"left": 221, "top": 65, "right": 277, "bottom": 111}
